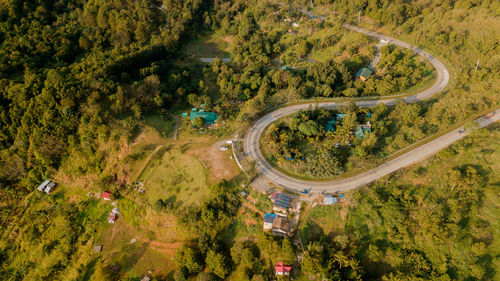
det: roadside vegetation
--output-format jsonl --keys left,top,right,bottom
{"left": 300, "top": 124, "right": 500, "bottom": 280}
{"left": 262, "top": 87, "right": 496, "bottom": 179}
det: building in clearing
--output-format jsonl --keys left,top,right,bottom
{"left": 263, "top": 213, "right": 276, "bottom": 231}
{"left": 275, "top": 261, "right": 292, "bottom": 276}
{"left": 101, "top": 191, "right": 111, "bottom": 200}
{"left": 36, "top": 180, "right": 56, "bottom": 194}
{"left": 355, "top": 121, "right": 372, "bottom": 139}
{"left": 356, "top": 67, "right": 373, "bottom": 81}
{"left": 323, "top": 195, "right": 338, "bottom": 205}
{"left": 108, "top": 213, "right": 117, "bottom": 224}
{"left": 190, "top": 109, "right": 219, "bottom": 125}
{"left": 93, "top": 245, "right": 102, "bottom": 253}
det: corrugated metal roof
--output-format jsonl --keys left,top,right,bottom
{"left": 323, "top": 195, "right": 338, "bottom": 204}
{"left": 190, "top": 111, "right": 219, "bottom": 124}
{"left": 356, "top": 67, "right": 373, "bottom": 78}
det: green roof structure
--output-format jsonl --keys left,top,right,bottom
{"left": 190, "top": 111, "right": 219, "bottom": 124}
{"left": 325, "top": 118, "right": 336, "bottom": 132}
{"left": 356, "top": 67, "right": 373, "bottom": 80}
{"left": 355, "top": 126, "right": 372, "bottom": 139}
{"left": 336, "top": 113, "right": 348, "bottom": 120}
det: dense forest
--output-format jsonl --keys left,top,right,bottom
{"left": 0, "top": 0, "right": 210, "bottom": 222}
{"left": 0, "top": 0, "right": 499, "bottom": 280}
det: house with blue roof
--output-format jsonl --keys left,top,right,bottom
{"left": 190, "top": 109, "right": 219, "bottom": 126}
{"left": 263, "top": 213, "right": 277, "bottom": 231}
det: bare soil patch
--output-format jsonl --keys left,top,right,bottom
{"left": 185, "top": 141, "right": 240, "bottom": 183}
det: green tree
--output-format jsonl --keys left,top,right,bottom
{"left": 298, "top": 120, "right": 319, "bottom": 136}
{"left": 193, "top": 117, "right": 205, "bottom": 128}
{"left": 206, "top": 250, "right": 229, "bottom": 279}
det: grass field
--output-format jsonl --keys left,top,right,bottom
{"left": 184, "top": 31, "right": 231, "bottom": 58}
{"left": 138, "top": 145, "right": 210, "bottom": 209}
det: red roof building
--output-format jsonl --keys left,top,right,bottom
{"left": 102, "top": 191, "right": 111, "bottom": 200}
{"left": 275, "top": 261, "right": 292, "bottom": 276}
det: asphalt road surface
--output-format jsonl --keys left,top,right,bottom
{"left": 244, "top": 20, "right": 499, "bottom": 193}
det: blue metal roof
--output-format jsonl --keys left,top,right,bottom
{"left": 264, "top": 213, "right": 277, "bottom": 223}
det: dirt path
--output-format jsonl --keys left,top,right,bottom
{"left": 168, "top": 113, "right": 180, "bottom": 141}
{"left": 134, "top": 145, "right": 163, "bottom": 181}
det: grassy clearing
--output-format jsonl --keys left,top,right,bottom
{"left": 139, "top": 146, "right": 210, "bottom": 209}
{"left": 184, "top": 31, "right": 231, "bottom": 58}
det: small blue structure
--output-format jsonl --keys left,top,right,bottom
{"left": 323, "top": 195, "right": 338, "bottom": 205}
{"left": 263, "top": 213, "right": 277, "bottom": 230}
{"left": 336, "top": 113, "right": 348, "bottom": 121}
{"left": 282, "top": 66, "right": 291, "bottom": 71}
{"left": 284, "top": 152, "right": 295, "bottom": 160}
{"left": 264, "top": 213, "right": 277, "bottom": 223}
{"left": 182, "top": 112, "right": 188, "bottom": 117}
{"left": 325, "top": 118, "right": 336, "bottom": 132}
{"left": 366, "top": 113, "right": 372, "bottom": 118}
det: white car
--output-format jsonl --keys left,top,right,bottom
{"left": 220, "top": 147, "right": 228, "bottom": 151}
{"left": 380, "top": 39, "right": 387, "bottom": 43}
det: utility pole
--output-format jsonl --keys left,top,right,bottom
{"left": 475, "top": 58, "right": 480, "bottom": 71}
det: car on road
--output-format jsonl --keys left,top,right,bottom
{"left": 220, "top": 146, "right": 228, "bottom": 151}
{"left": 458, "top": 129, "right": 465, "bottom": 133}
{"left": 380, "top": 39, "right": 387, "bottom": 43}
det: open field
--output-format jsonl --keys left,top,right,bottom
{"left": 184, "top": 31, "right": 232, "bottom": 58}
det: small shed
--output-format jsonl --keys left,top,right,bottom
{"left": 44, "top": 182, "right": 56, "bottom": 194}
{"left": 275, "top": 261, "right": 292, "bottom": 276}
{"left": 141, "top": 276, "right": 151, "bottom": 281}
{"left": 112, "top": 207, "right": 120, "bottom": 214}
{"left": 37, "top": 180, "right": 51, "bottom": 192}
{"left": 36, "top": 180, "right": 56, "bottom": 194}
{"left": 93, "top": 245, "right": 102, "bottom": 253}
{"left": 263, "top": 213, "right": 277, "bottom": 231}
{"left": 336, "top": 113, "right": 348, "bottom": 121}
{"left": 356, "top": 67, "right": 373, "bottom": 81}
{"left": 102, "top": 191, "right": 111, "bottom": 200}
{"left": 323, "top": 195, "right": 338, "bottom": 205}
{"left": 108, "top": 213, "right": 117, "bottom": 224}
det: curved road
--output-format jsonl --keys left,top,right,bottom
{"left": 244, "top": 23, "right": 499, "bottom": 193}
